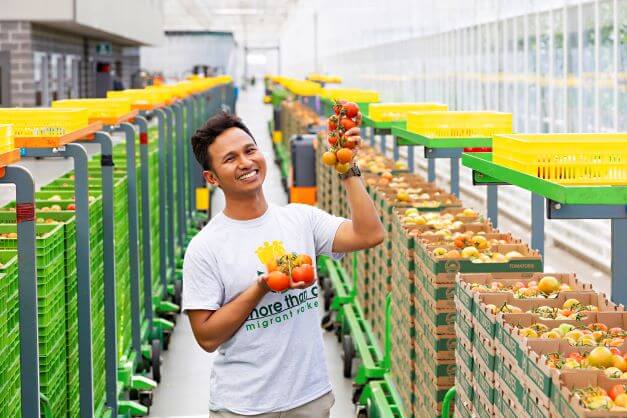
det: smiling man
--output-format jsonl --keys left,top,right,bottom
{"left": 183, "top": 111, "right": 385, "bottom": 417}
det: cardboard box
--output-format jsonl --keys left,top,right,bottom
{"left": 551, "top": 371, "right": 627, "bottom": 418}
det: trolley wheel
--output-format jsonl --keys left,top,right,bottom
{"left": 139, "top": 391, "right": 153, "bottom": 408}
{"left": 352, "top": 385, "right": 364, "bottom": 404}
{"left": 342, "top": 334, "right": 355, "bottom": 378}
{"left": 162, "top": 330, "right": 172, "bottom": 351}
{"left": 324, "top": 289, "right": 334, "bottom": 312}
{"left": 151, "top": 339, "right": 162, "bottom": 383}
{"left": 174, "top": 280, "right": 183, "bottom": 307}
{"left": 321, "top": 312, "right": 334, "bottom": 331}
{"left": 355, "top": 405, "right": 368, "bottom": 418}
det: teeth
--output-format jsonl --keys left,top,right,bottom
{"left": 238, "top": 170, "right": 257, "bottom": 180}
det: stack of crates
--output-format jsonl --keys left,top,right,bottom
{"left": 149, "top": 126, "right": 163, "bottom": 301}
{"left": 0, "top": 251, "right": 20, "bottom": 417}
{"left": 40, "top": 179, "right": 107, "bottom": 417}
{"left": 0, "top": 224, "right": 67, "bottom": 417}
{"left": 389, "top": 208, "right": 417, "bottom": 414}
{"left": 112, "top": 140, "right": 147, "bottom": 350}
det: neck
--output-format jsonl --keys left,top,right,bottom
{"left": 222, "top": 189, "right": 269, "bottom": 220}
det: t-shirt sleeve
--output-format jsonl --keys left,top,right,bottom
{"left": 307, "top": 205, "right": 349, "bottom": 260}
{"left": 182, "top": 243, "right": 224, "bottom": 313}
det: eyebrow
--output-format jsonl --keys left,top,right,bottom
{"left": 221, "top": 144, "right": 256, "bottom": 162}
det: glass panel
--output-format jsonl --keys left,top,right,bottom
{"left": 620, "top": 0, "right": 627, "bottom": 130}
{"left": 554, "top": 8, "right": 566, "bottom": 132}
{"left": 567, "top": 5, "right": 580, "bottom": 132}
{"left": 539, "top": 12, "right": 551, "bottom": 132}
{"left": 582, "top": 2, "right": 595, "bottom": 131}
{"left": 528, "top": 14, "right": 539, "bottom": 131}
{"left": 599, "top": 0, "right": 615, "bottom": 131}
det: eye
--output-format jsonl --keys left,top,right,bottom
{"left": 224, "top": 156, "right": 234, "bottom": 163}
{"left": 246, "top": 147, "right": 256, "bottom": 154}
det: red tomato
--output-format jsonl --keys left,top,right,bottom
{"left": 327, "top": 133, "right": 338, "bottom": 146}
{"left": 609, "top": 384, "right": 626, "bottom": 401}
{"left": 328, "top": 118, "right": 337, "bottom": 131}
{"left": 340, "top": 118, "right": 356, "bottom": 131}
{"left": 266, "top": 271, "right": 290, "bottom": 292}
{"left": 567, "top": 352, "right": 584, "bottom": 362}
{"left": 66, "top": 203, "right": 76, "bottom": 211}
{"left": 292, "top": 264, "right": 315, "bottom": 284}
{"left": 343, "top": 102, "right": 359, "bottom": 118}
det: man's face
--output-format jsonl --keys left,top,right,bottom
{"left": 203, "top": 127, "right": 266, "bottom": 195}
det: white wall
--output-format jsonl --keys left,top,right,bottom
{"left": 1, "top": 0, "right": 164, "bottom": 45}
{"left": 140, "top": 32, "right": 237, "bottom": 81}
{"left": 280, "top": 0, "right": 627, "bottom": 271}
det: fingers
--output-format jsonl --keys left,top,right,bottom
{"left": 356, "top": 112, "right": 363, "bottom": 126}
{"left": 344, "top": 127, "right": 361, "bottom": 137}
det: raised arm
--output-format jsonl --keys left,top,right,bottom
{"left": 331, "top": 126, "right": 385, "bottom": 253}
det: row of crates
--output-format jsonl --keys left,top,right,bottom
{"left": 0, "top": 82, "right": 230, "bottom": 417}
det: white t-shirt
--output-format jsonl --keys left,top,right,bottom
{"left": 182, "top": 203, "right": 347, "bottom": 415}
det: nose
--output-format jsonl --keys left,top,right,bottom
{"left": 237, "top": 153, "right": 255, "bottom": 169}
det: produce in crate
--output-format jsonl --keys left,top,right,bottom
{"left": 574, "top": 386, "right": 627, "bottom": 411}
{"left": 255, "top": 241, "right": 315, "bottom": 292}
{"left": 467, "top": 275, "right": 573, "bottom": 298}
{"left": 321, "top": 101, "right": 362, "bottom": 173}
{"left": 516, "top": 321, "right": 626, "bottom": 347}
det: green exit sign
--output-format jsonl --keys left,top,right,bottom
{"left": 96, "top": 42, "right": 112, "bottom": 56}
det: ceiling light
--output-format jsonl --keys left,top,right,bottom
{"left": 213, "top": 8, "right": 259, "bottom": 16}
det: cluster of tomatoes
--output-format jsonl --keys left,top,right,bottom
{"left": 321, "top": 101, "right": 361, "bottom": 174}
{"left": 265, "top": 253, "right": 315, "bottom": 292}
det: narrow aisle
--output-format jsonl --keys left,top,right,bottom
{"left": 149, "top": 85, "right": 353, "bottom": 417}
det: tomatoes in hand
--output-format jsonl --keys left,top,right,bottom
{"left": 296, "top": 254, "right": 313, "bottom": 265}
{"left": 340, "top": 118, "right": 356, "bottom": 131}
{"left": 266, "top": 271, "right": 290, "bottom": 292}
{"left": 343, "top": 102, "right": 359, "bottom": 118}
{"left": 336, "top": 148, "right": 353, "bottom": 164}
{"left": 292, "top": 264, "right": 315, "bottom": 284}
{"left": 322, "top": 151, "right": 337, "bottom": 166}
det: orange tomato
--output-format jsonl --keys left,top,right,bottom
{"left": 266, "top": 260, "right": 278, "bottom": 272}
{"left": 336, "top": 148, "right": 353, "bottom": 164}
{"left": 266, "top": 271, "right": 290, "bottom": 292}
{"left": 322, "top": 151, "right": 337, "bottom": 166}
{"left": 297, "top": 254, "right": 313, "bottom": 265}
{"left": 292, "top": 264, "right": 315, "bottom": 284}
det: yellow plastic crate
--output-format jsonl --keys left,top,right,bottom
{"left": 0, "top": 124, "right": 14, "bottom": 153}
{"left": 107, "top": 89, "right": 168, "bottom": 107}
{"left": 368, "top": 103, "right": 448, "bottom": 122}
{"left": 493, "top": 133, "right": 627, "bottom": 185}
{"left": 51, "top": 98, "right": 132, "bottom": 121}
{"left": 0, "top": 108, "right": 89, "bottom": 137}
{"left": 406, "top": 111, "right": 513, "bottom": 138}
{"left": 307, "top": 73, "right": 342, "bottom": 84}
{"left": 320, "top": 88, "right": 379, "bottom": 103}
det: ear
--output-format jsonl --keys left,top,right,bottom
{"left": 203, "top": 170, "right": 220, "bottom": 186}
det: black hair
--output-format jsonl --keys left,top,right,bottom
{"left": 191, "top": 111, "right": 256, "bottom": 171}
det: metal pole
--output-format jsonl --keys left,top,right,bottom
{"left": 174, "top": 103, "right": 186, "bottom": 247}
{"left": 64, "top": 144, "right": 94, "bottom": 418}
{"left": 164, "top": 106, "right": 176, "bottom": 278}
{"left": 154, "top": 108, "right": 169, "bottom": 298}
{"left": 187, "top": 98, "right": 196, "bottom": 216}
{"left": 427, "top": 158, "right": 436, "bottom": 182}
{"left": 487, "top": 185, "right": 498, "bottom": 228}
{"left": 135, "top": 116, "right": 154, "bottom": 330}
{"left": 392, "top": 139, "right": 399, "bottom": 161}
{"left": 450, "top": 157, "right": 460, "bottom": 197}
{"left": 379, "top": 133, "right": 386, "bottom": 155}
{"left": 3, "top": 166, "right": 40, "bottom": 418}
{"left": 407, "top": 146, "right": 415, "bottom": 173}
{"left": 611, "top": 218, "right": 627, "bottom": 304}
{"left": 531, "top": 193, "right": 545, "bottom": 257}
{"left": 118, "top": 123, "right": 142, "bottom": 359}
{"left": 90, "top": 132, "right": 118, "bottom": 413}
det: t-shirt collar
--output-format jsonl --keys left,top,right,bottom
{"left": 217, "top": 204, "right": 273, "bottom": 227}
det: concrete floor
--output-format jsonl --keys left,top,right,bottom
{"left": 148, "top": 84, "right": 610, "bottom": 417}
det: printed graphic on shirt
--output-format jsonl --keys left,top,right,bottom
{"left": 245, "top": 239, "right": 319, "bottom": 332}
{"left": 244, "top": 286, "right": 319, "bottom": 332}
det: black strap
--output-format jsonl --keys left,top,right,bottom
{"left": 101, "top": 155, "right": 115, "bottom": 167}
